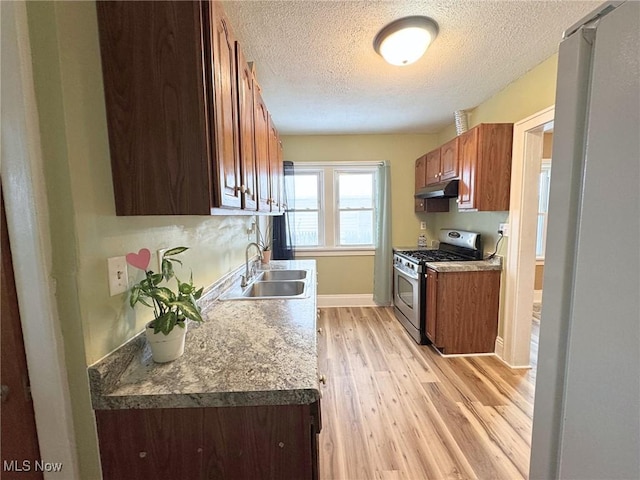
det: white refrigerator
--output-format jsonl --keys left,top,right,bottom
{"left": 530, "top": 1, "right": 639, "bottom": 479}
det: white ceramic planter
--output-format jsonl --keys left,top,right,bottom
{"left": 145, "top": 321, "right": 187, "bottom": 363}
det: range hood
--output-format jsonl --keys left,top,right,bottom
{"left": 415, "top": 179, "right": 459, "bottom": 199}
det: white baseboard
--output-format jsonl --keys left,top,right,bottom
{"left": 493, "top": 336, "right": 531, "bottom": 369}
{"left": 533, "top": 290, "right": 543, "bottom": 303}
{"left": 495, "top": 335, "right": 504, "bottom": 357}
{"left": 317, "top": 294, "right": 377, "bottom": 308}
{"left": 495, "top": 354, "right": 533, "bottom": 370}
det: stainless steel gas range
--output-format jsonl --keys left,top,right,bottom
{"left": 393, "top": 229, "right": 483, "bottom": 344}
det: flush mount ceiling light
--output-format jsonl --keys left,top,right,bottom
{"left": 373, "top": 16, "right": 439, "bottom": 66}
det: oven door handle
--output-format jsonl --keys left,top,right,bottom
{"left": 394, "top": 263, "right": 419, "bottom": 281}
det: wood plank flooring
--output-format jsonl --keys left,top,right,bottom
{"left": 317, "top": 307, "right": 537, "bottom": 480}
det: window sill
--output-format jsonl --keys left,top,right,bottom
{"left": 536, "top": 258, "right": 545, "bottom": 265}
{"left": 294, "top": 248, "right": 375, "bottom": 257}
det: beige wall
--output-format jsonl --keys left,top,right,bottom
{"left": 438, "top": 54, "right": 559, "bottom": 144}
{"left": 536, "top": 132, "right": 552, "bottom": 292}
{"left": 543, "top": 132, "right": 554, "bottom": 158}
{"left": 431, "top": 54, "right": 559, "bottom": 337}
{"left": 26, "top": 3, "right": 253, "bottom": 477}
{"left": 283, "top": 55, "right": 559, "bottom": 297}
{"left": 282, "top": 134, "right": 439, "bottom": 295}
{"left": 429, "top": 54, "right": 559, "bottom": 247}
{"left": 535, "top": 264, "right": 545, "bottom": 291}
{"left": 23, "top": 2, "right": 560, "bottom": 474}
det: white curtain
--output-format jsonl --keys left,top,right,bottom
{"left": 373, "top": 161, "right": 392, "bottom": 306}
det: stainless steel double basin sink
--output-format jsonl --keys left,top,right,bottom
{"left": 221, "top": 269, "right": 309, "bottom": 300}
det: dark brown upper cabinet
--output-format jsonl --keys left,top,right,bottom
{"left": 425, "top": 148, "right": 442, "bottom": 186}
{"left": 458, "top": 123, "right": 513, "bottom": 211}
{"left": 235, "top": 45, "right": 258, "bottom": 211}
{"left": 97, "top": 1, "right": 245, "bottom": 215}
{"left": 414, "top": 153, "right": 450, "bottom": 213}
{"left": 425, "top": 138, "right": 458, "bottom": 186}
{"left": 415, "top": 154, "right": 427, "bottom": 211}
{"left": 252, "top": 80, "right": 272, "bottom": 212}
{"left": 268, "top": 117, "right": 284, "bottom": 212}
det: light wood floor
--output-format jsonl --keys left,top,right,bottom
{"left": 317, "top": 307, "right": 538, "bottom": 480}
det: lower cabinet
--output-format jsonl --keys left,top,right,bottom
{"left": 426, "top": 268, "right": 500, "bottom": 354}
{"left": 95, "top": 401, "right": 321, "bottom": 480}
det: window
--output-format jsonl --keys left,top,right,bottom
{"left": 289, "top": 170, "right": 323, "bottom": 247}
{"left": 337, "top": 172, "right": 375, "bottom": 246}
{"left": 288, "top": 164, "right": 377, "bottom": 252}
{"left": 536, "top": 160, "right": 551, "bottom": 258}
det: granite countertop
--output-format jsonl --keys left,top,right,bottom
{"left": 89, "top": 260, "right": 319, "bottom": 410}
{"left": 425, "top": 256, "right": 502, "bottom": 273}
{"left": 393, "top": 246, "right": 503, "bottom": 273}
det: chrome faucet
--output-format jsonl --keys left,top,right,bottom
{"left": 241, "top": 242, "right": 263, "bottom": 287}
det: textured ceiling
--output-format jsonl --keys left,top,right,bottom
{"left": 222, "top": 0, "right": 601, "bottom": 135}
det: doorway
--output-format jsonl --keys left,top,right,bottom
{"left": 1, "top": 193, "right": 43, "bottom": 478}
{"left": 502, "top": 106, "right": 555, "bottom": 368}
{"left": 2, "top": 1, "right": 79, "bottom": 474}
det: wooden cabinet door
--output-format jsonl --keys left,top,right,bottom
{"left": 440, "top": 137, "right": 459, "bottom": 181}
{"left": 310, "top": 400, "right": 322, "bottom": 480}
{"left": 425, "top": 269, "right": 439, "bottom": 345}
{"left": 2, "top": 195, "right": 42, "bottom": 477}
{"left": 97, "top": 1, "right": 212, "bottom": 215}
{"left": 436, "top": 271, "right": 500, "bottom": 354}
{"left": 475, "top": 123, "right": 514, "bottom": 211}
{"left": 425, "top": 148, "right": 442, "bottom": 186}
{"left": 235, "top": 46, "right": 258, "bottom": 210}
{"left": 253, "top": 84, "right": 271, "bottom": 211}
{"left": 277, "top": 139, "right": 285, "bottom": 212}
{"left": 96, "top": 404, "right": 318, "bottom": 479}
{"left": 210, "top": 2, "right": 241, "bottom": 209}
{"left": 414, "top": 155, "right": 427, "bottom": 212}
{"left": 458, "top": 128, "right": 478, "bottom": 210}
{"left": 268, "top": 117, "right": 281, "bottom": 212}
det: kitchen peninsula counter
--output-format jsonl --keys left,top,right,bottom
{"left": 89, "top": 260, "right": 319, "bottom": 410}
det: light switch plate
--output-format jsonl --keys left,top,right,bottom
{"left": 107, "top": 256, "right": 128, "bottom": 296}
{"left": 420, "top": 221, "right": 427, "bottom": 230}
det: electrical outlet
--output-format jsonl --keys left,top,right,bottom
{"left": 157, "top": 248, "right": 167, "bottom": 272}
{"left": 107, "top": 256, "right": 128, "bottom": 296}
{"left": 420, "top": 221, "right": 427, "bottom": 230}
{"left": 499, "top": 223, "right": 510, "bottom": 236}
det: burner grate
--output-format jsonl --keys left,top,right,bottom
{"left": 398, "top": 249, "right": 474, "bottom": 263}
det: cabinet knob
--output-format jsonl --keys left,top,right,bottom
{"left": 317, "top": 327, "right": 323, "bottom": 335}
{"left": 240, "top": 185, "right": 246, "bottom": 193}
{"left": 456, "top": 198, "right": 460, "bottom": 204}
{"left": 246, "top": 187, "right": 251, "bottom": 196}
{"left": 1, "top": 384, "right": 9, "bottom": 403}
{"left": 434, "top": 174, "right": 438, "bottom": 178}
{"left": 319, "top": 375, "right": 327, "bottom": 385}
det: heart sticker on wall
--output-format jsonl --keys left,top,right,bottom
{"left": 126, "top": 248, "right": 151, "bottom": 271}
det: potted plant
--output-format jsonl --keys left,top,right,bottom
{"left": 257, "top": 221, "right": 272, "bottom": 264}
{"left": 126, "top": 247, "right": 204, "bottom": 362}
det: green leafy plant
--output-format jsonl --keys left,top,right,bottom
{"left": 257, "top": 220, "right": 272, "bottom": 252}
{"left": 129, "top": 247, "right": 204, "bottom": 335}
